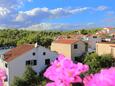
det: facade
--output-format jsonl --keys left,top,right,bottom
{"left": 0, "top": 44, "right": 58, "bottom": 86}
{"left": 96, "top": 42, "right": 115, "bottom": 58}
{"left": 81, "top": 35, "right": 102, "bottom": 52}
{"left": 96, "top": 28, "right": 115, "bottom": 35}
{"left": 110, "top": 32, "right": 115, "bottom": 40}
{"left": 87, "top": 35, "right": 102, "bottom": 50}
{"left": 51, "top": 39, "right": 86, "bottom": 60}
{"left": 111, "top": 46, "right": 115, "bottom": 58}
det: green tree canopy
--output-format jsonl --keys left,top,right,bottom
{"left": 83, "top": 53, "right": 115, "bottom": 74}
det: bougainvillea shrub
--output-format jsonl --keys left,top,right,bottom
{"left": 84, "top": 67, "right": 115, "bottom": 86}
{"left": 44, "top": 55, "right": 115, "bottom": 86}
{"left": 44, "top": 55, "right": 89, "bottom": 86}
{"left": 0, "top": 68, "right": 6, "bottom": 86}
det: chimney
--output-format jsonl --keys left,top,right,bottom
{"left": 35, "top": 42, "right": 38, "bottom": 48}
{"left": 0, "top": 54, "right": 5, "bottom": 60}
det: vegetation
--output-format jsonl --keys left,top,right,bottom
{"left": 0, "top": 28, "right": 101, "bottom": 47}
{"left": 80, "top": 28, "right": 101, "bottom": 35}
{"left": 83, "top": 53, "right": 115, "bottom": 74}
{"left": 11, "top": 66, "right": 46, "bottom": 86}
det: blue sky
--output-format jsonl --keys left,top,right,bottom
{"left": 0, "top": 0, "right": 115, "bottom": 29}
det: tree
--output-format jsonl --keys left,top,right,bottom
{"left": 11, "top": 66, "right": 39, "bottom": 86}
{"left": 83, "top": 53, "right": 115, "bottom": 74}
{"left": 23, "top": 66, "right": 38, "bottom": 86}
{"left": 11, "top": 77, "right": 26, "bottom": 86}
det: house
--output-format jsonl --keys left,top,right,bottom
{"left": 51, "top": 39, "right": 86, "bottom": 60}
{"left": 110, "top": 32, "right": 115, "bottom": 40}
{"left": 84, "top": 34, "right": 102, "bottom": 50}
{"left": 96, "top": 42, "right": 115, "bottom": 58}
{"left": 55, "top": 34, "right": 85, "bottom": 40}
{"left": 103, "top": 27, "right": 115, "bottom": 34}
{"left": 0, "top": 44, "right": 58, "bottom": 86}
{"left": 96, "top": 27, "right": 115, "bottom": 35}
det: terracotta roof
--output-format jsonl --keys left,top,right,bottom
{"left": 53, "top": 39, "right": 79, "bottom": 44}
{"left": 4, "top": 44, "right": 35, "bottom": 62}
{"left": 104, "top": 27, "right": 112, "bottom": 30}
{"left": 110, "top": 44, "right": 115, "bottom": 47}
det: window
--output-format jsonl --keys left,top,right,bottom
{"left": 45, "top": 59, "right": 50, "bottom": 65}
{"left": 26, "top": 61, "right": 31, "bottom": 65}
{"left": 93, "top": 36, "right": 97, "bottom": 38}
{"left": 43, "top": 52, "right": 46, "bottom": 55}
{"left": 74, "top": 57, "right": 78, "bottom": 61}
{"left": 74, "top": 44, "right": 78, "bottom": 49}
{"left": 32, "top": 52, "right": 36, "bottom": 56}
{"left": 26, "top": 60, "right": 37, "bottom": 66}
{"left": 31, "top": 60, "right": 37, "bottom": 66}
{"left": 5, "top": 63, "right": 7, "bottom": 68}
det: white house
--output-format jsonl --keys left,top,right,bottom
{"left": 96, "top": 28, "right": 115, "bottom": 35}
{"left": 82, "top": 35, "right": 102, "bottom": 52}
{"left": 88, "top": 35, "right": 102, "bottom": 50}
{"left": 0, "top": 44, "right": 58, "bottom": 86}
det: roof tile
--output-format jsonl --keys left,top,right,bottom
{"left": 53, "top": 39, "right": 79, "bottom": 44}
{"left": 4, "top": 44, "right": 34, "bottom": 62}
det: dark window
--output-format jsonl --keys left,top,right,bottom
{"left": 26, "top": 60, "right": 37, "bottom": 66}
{"left": 45, "top": 59, "right": 50, "bottom": 65}
{"left": 26, "top": 61, "right": 31, "bottom": 65}
{"left": 93, "top": 36, "right": 97, "bottom": 38}
{"left": 5, "top": 63, "right": 7, "bottom": 68}
{"left": 33, "top": 52, "right": 36, "bottom": 56}
{"left": 74, "top": 44, "right": 78, "bottom": 49}
{"left": 31, "top": 60, "right": 37, "bottom": 66}
{"left": 43, "top": 52, "right": 46, "bottom": 55}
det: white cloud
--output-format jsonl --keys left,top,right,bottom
{"left": 0, "top": 0, "right": 32, "bottom": 9}
{"left": 96, "top": 6, "right": 108, "bottom": 11}
{"left": 20, "top": 23, "right": 78, "bottom": 30}
{"left": 15, "top": 7, "right": 89, "bottom": 23}
{"left": 0, "top": 5, "right": 89, "bottom": 28}
{"left": 20, "top": 23, "right": 99, "bottom": 31}
{"left": 0, "top": 1, "right": 111, "bottom": 28}
{"left": 0, "top": 7, "right": 10, "bottom": 16}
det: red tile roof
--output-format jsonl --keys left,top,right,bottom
{"left": 110, "top": 44, "right": 115, "bottom": 47}
{"left": 53, "top": 39, "right": 79, "bottom": 44}
{"left": 4, "top": 44, "right": 34, "bottom": 62}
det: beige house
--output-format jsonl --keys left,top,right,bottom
{"left": 96, "top": 42, "right": 115, "bottom": 58}
{"left": 51, "top": 39, "right": 86, "bottom": 60}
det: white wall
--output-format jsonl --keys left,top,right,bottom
{"left": 71, "top": 41, "right": 86, "bottom": 59}
{"left": 7, "top": 46, "right": 58, "bottom": 86}
{"left": 88, "top": 36, "right": 102, "bottom": 49}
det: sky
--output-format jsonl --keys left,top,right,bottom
{"left": 0, "top": 0, "right": 115, "bottom": 29}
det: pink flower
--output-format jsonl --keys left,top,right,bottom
{"left": 46, "top": 80, "right": 70, "bottom": 86}
{"left": 44, "top": 55, "right": 89, "bottom": 86}
{"left": 0, "top": 68, "right": 6, "bottom": 86}
{"left": 84, "top": 67, "right": 115, "bottom": 86}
